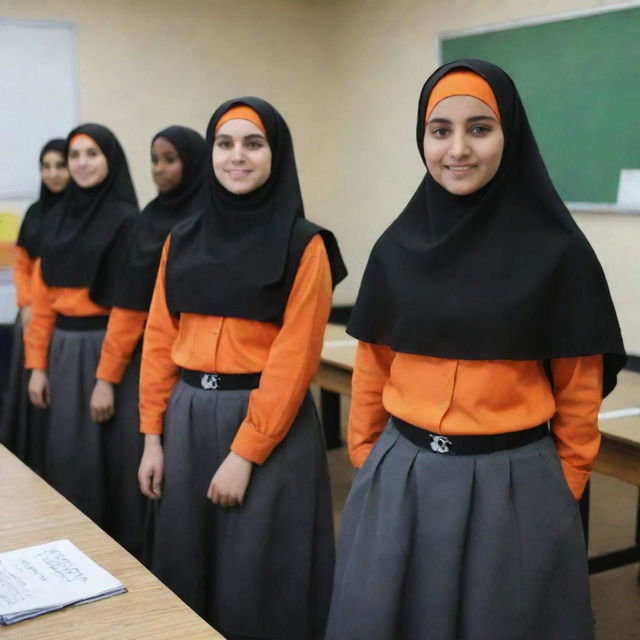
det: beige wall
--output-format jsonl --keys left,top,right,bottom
{"left": 573, "top": 210, "right": 640, "bottom": 354}
{"left": 0, "top": 0, "right": 335, "bottom": 210}
{"left": 2, "top": 0, "right": 637, "bottom": 350}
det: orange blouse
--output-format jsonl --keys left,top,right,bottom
{"left": 96, "top": 308, "right": 148, "bottom": 384}
{"left": 139, "top": 233, "right": 332, "bottom": 465}
{"left": 24, "top": 259, "right": 110, "bottom": 370}
{"left": 349, "top": 342, "right": 603, "bottom": 500}
{"left": 13, "top": 246, "right": 35, "bottom": 308}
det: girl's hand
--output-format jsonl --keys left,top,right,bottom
{"left": 138, "top": 435, "right": 164, "bottom": 499}
{"left": 207, "top": 451, "right": 253, "bottom": 508}
{"left": 90, "top": 379, "right": 115, "bottom": 422}
{"left": 28, "top": 369, "right": 50, "bottom": 408}
{"left": 20, "top": 305, "right": 32, "bottom": 327}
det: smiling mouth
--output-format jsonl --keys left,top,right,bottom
{"left": 227, "top": 169, "right": 251, "bottom": 179}
{"left": 446, "top": 165, "right": 476, "bottom": 172}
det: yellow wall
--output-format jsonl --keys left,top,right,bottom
{"left": 2, "top": 0, "right": 638, "bottom": 350}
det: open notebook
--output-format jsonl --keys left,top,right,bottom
{"left": 0, "top": 539, "right": 126, "bottom": 625}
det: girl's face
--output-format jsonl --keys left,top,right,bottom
{"left": 40, "top": 150, "right": 70, "bottom": 193}
{"left": 151, "top": 136, "right": 183, "bottom": 194}
{"left": 424, "top": 95, "right": 504, "bottom": 196}
{"left": 68, "top": 136, "right": 109, "bottom": 189}
{"left": 212, "top": 119, "right": 272, "bottom": 195}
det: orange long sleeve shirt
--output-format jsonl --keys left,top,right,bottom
{"left": 24, "top": 259, "right": 110, "bottom": 370}
{"left": 139, "top": 234, "right": 332, "bottom": 465}
{"left": 96, "top": 308, "right": 148, "bottom": 384}
{"left": 13, "top": 246, "right": 36, "bottom": 308}
{"left": 349, "top": 342, "right": 603, "bottom": 500}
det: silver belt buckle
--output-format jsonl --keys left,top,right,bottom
{"left": 429, "top": 434, "right": 452, "bottom": 453}
{"left": 201, "top": 373, "right": 220, "bottom": 390}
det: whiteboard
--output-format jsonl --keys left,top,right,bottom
{"left": 0, "top": 20, "right": 78, "bottom": 200}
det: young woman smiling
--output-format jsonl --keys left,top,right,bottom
{"left": 137, "top": 98, "right": 346, "bottom": 640}
{"left": 88, "top": 126, "right": 207, "bottom": 558}
{"left": 326, "top": 60, "right": 625, "bottom": 640}
{"left": 25, "top": 124, "right": 139, "bottom": 540}
{"left": 0, "top": 139, "right": 70, "bottom": 472}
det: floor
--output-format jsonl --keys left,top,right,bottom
{"left": 324, "top": 396, "right": 640, "bottom": 640}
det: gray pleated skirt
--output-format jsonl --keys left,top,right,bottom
{"left": 326, "top": 421, "right": 594, "bottom": 640}
{"left": 0, "top": 315, "right": 49, "bottom": 473}
{"left": 45, "top": 327, "right": 147, "bottom": 558}
{"left": 149, "top": 381, "right": 334, "bottom": 639}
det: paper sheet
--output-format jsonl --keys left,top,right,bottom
{"left": 0, "top": 539, "right": 125, "bottom": 625}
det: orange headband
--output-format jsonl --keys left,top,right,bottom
{"left": 425, "top": 70, "right": 500, "bottom": 122}
{"left": 69, "top": 133, "right": 98, "bottom": 148}
{"left": 215, "top": 105, "right": 267, "bottom": 136}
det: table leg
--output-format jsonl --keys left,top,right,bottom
{"left": 321, "top": 389, "right": 342, "bottom": 450}
{"left": 636, "top": 489, "right": 640, "bottom": 583}
{"left": 579, "top": 481, "right": 590, "bottom": 549}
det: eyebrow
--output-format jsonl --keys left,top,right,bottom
{"left": 214, "top": 133, "right": 266, "bottom": 140}
{"left": 427, "top": 115, "right": 497, "bottom": 124}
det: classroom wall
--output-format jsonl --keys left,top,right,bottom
{"left": 573, "top": 210, "right": 640, "bottom": 354}
{"left": 0, "top": 0, "right": 336, "bottom": 221}
{"left": 2, "top": 0, "right": 638, "bottom": 351}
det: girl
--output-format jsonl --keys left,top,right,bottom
{"left": 326, "top": 60, "right": 625, "bottom": 640}
{"left": 89, "top": 125, "right": 207, "bottom": 557}
{"left": 137, "top": 98, "right": 346, "bottom": 639}
{"left": 0, "top": 139, "right": 70, "bottom": 472}
{"left": 26, "top": 124, "right": 139, "bottom": 542}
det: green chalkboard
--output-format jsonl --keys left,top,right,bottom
{"left": 441, "top": 7, "right": 640, "bottom": 203}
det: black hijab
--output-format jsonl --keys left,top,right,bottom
{"left": 347, "top": 59, "right": 625, "bottom": 396}
{"left": 16, "top": 139, "right": 69, "bottom": 259}
{"left": 166, "top": 97, "right": 346, "bottom": 322}
{"left": 114, "top": 126, "right": 207, "bottom": 311}
{"left": 39, "top": 124, "right": 139, "bottom": 307}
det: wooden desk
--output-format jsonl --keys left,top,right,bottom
{"left": 596, "top": 371, "right": 640, "bottom": 485}
{"left": 316, "top": 324, "right": 640, "bottom": 573}
{"left": 588, "top": 370, "right": 640, "bottom": 572}
{"left": 0, "top": 445, "right": 224, "bottom": 639}
{"left": 315, "top": 324, "right": 356, "bottom": 447}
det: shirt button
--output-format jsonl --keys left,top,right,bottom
{"left": 438, "top": 402, "right": 446, "bottom": 409}
{"left": 212, "top": 328, "right": 219, "bottom": 335}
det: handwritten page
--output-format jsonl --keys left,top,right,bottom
{"left": 0, "top": 539, "right": 126, "bottom": 625}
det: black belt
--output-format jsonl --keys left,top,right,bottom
{"left": 55, "top": 314, "right": 109, "bottom": 331}
{"left": 392, "top": 416, "right": 548, "bottom": 456}
{"left": 181, "top": 369, "right": 261, "bottom": 391}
